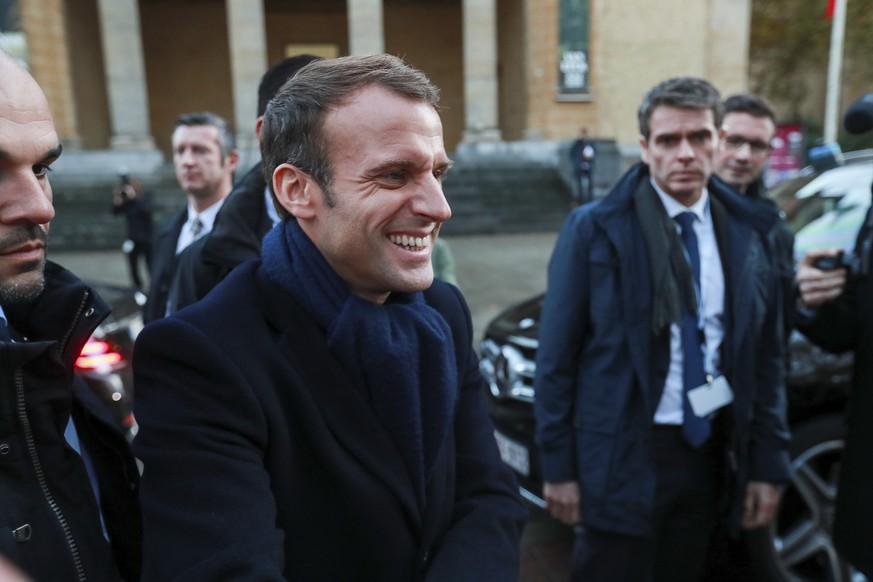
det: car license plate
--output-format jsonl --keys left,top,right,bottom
{"left": 494, "top": 430, "right": 530, "bottom": 476}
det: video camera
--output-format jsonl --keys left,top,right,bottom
{"left": 844, "top": 92, "right": 873, "bottom": 135}
{"left": 814, "top": 92, "right": 873, "bottom": 279}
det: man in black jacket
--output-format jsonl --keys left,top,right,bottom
{"left": 793, "top": 92, "right": 873, "bottom": 579}
{"left": 168, "top": 54, "right": 320, "bottom": 313}
{"left": 0, "top": 50, "right": 140, "bottom": 581}
{"left": 715, "top": 94, "right": 794, "bottom": 338}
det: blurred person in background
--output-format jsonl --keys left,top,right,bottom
{"left": 569, "top": 127, "right": 596, "bottom": 205}
{"left": 111, "top": 168, "right": 153, "bottom": 295}
{"left": 142, "top": 111, "right": 238, "bottom": 323}
{"left": 715, "top": 93, "right": 794, "bottom": 339}
{"left": 168, "top": 54, "right": 321, "bottom": 313}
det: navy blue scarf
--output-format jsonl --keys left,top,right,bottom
{"left": 262, "top": 220, "right": 457, "bottom": 508}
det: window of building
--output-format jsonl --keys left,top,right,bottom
{"left": 0, "top": 0, "right": 26, "bottom": 65}
{"left": 557, "top": 0, "right": 590, "bottom": 101}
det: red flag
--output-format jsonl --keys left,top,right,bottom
{"left": 825, "top": 0, "right": 836, "bottom": 18}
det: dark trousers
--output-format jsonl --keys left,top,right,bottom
{"left": 574, "top": 171, "right": 593, "bottom": 205}
{"left": 126, "top": 239, "right": 152, "bottom": 291}
{"left": 571, "top": 426, "right": 724, "bottom": 582}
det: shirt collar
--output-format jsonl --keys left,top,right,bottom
{"left": 649, "top": 177, "right": 709, "bottom": 222}
{"left": 263, "top": 186, "right": 282, "bottom": 227}
{"left": 186, "top": 198, "right": 226, "bottom": 231}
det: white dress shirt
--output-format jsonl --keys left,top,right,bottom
{"left": 175, "top": 198, "right": 225, "bottom": 255}
{"left": 650, "top": 180, "right": 725, "bottom": 425}
{"left": 264, "top": 186, "right": 282, "bottom": 227}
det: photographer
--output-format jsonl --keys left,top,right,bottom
{"left": 112, "top": 169, "right": 154, "bottom": 293}
{"left": 795, "top": 91, "right": 873, "bottom": 579}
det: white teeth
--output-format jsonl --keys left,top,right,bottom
{"left": 389, "top": 234, "right": 430, "bottom": 249}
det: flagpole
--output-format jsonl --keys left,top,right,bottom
{"left": 824, "top": 0, "right": 848, "bottom": 143}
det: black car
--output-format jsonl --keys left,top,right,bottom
{"left": 480, "top": 154, "right": 873, "bottom": 582}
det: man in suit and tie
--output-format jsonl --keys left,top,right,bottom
{"left": 534, "top": 77, "right": 790, "bottom": 581}
{"left": 142, "top": 111, "right": 238, "bottom": 323}
{"left": 167, "top": 54, "right": 321, "bottom": 313}
{"left": 132, "top": 54, "right": 527, "bottom": 580}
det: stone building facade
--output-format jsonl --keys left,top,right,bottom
{"left": 18, "top": 0, "right": 751, "bottom": 163}
{"left": 10, "top": 0, "right": 753, "bottom": 248}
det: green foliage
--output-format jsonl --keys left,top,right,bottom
{"left": 751, "top": 0, "right": 873, "bottom": 150}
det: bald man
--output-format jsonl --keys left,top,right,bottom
{"left": 0, "top": 51, "right": 140, "bottom": 581}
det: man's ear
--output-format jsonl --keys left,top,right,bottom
{"left": 639, "top": 134, "right": 649, "bottom": 165}
{"left": 225, "top": 150, "right": 241, "bottom": 174}
{"left": 254, "top": 116, "right": 264, "bottom": 138}
{"left": 273, "top": 163, "right": 317, "bottom": 219}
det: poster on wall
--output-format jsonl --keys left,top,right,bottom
{"left": 766, "top": 123, "right": 805, "bottom": 187}
{"left": 558, "top": 0, "right": 590, "bottom": 97}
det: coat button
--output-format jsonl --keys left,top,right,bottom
{"left": 12, "top": 524, "right": 31, "bottom": 542}
{"left": 0, "top": 443, "right": 9, "bottom": 455}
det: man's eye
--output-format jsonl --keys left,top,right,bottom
{"left": 433, "top": 168, "right": 447, "bottom": 182}
{"left": 383, "top": 171, "right": 406, "bottom": 182}
{"left": 33, "top": 164, "right": 52, "bottom": 178}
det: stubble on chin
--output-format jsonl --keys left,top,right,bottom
{"left": 0, "top": 259, "right": 46, "bottom": 304}
{"left": 0, "top": 225, "right": 49, "bottom": 305}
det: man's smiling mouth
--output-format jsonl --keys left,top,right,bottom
{"left": 388, "top": 233, "right": 432, "bottom": 250}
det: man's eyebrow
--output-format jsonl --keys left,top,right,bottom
{"left": 437, "top": 159, "right": 454, "bottom": 172}
{"left": 0, "top": 144, "right": 63, "bottom": 163}
{"left": 43, "top": 144, "right": 64, "bottom": 162}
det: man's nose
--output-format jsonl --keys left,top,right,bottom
{"left": 178, "top": 149, "right": 196, "bottom": 165}
{"left": 0, "top": 173, "right": 55, "bottom": 226}
{"left": 734, "top": 142, "right": 752, "bottom": 159}
{"left": 677, "top": 138, "right": 696, "bottom": 160}
{"left": 417, "top": 178, "right": 452, "bottom": 223}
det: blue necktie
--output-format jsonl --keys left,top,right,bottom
{"left": 674, "top": 212, "right": 711, "bottom": 448}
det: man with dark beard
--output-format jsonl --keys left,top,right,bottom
{"left": 0, "top": 50, "right": 140, "bottom": 580}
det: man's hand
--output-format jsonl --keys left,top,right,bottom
{"left": 741, "top": 481, "right": 781, "bottom": 529}
{"left": 543, "top": 481, "right": 581, "bottom": 526}
{"left": 796, "top": 249, "right": 848, "bottom": 309}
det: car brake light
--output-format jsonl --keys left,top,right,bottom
{"left": 75, "top": 337, "right": 124, "bottom": 371}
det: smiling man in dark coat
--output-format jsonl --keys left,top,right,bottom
{"left": 132, "top": 54, "right": 526, "bottom": 581}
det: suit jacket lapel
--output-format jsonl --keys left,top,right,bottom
{"left": 595, "top": 209, "right": 655, "bottom": 411}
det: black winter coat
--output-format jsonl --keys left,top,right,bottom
{"left": 1, "top": 262, "right": 140, "bottom": 581}
{"left": 169, "top": 164, "right": 271, "bottom": 313}
{"left": 796, "top": 207, "right": 873, "bottom": 578}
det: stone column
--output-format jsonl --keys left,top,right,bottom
{"left": 19, "top": 0, "right": 83, "bottom": 149}
{"left": 95, "top": 0, "right": 155, "bottom": 150}
{"left": 226, "top": 0, "right": 268, "bottom": 152}
{"left": 347, "top": 0, "right": 384, "bottom": 55}
{"left": 461, "top": 0, "right": 501, "bottom": 142}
